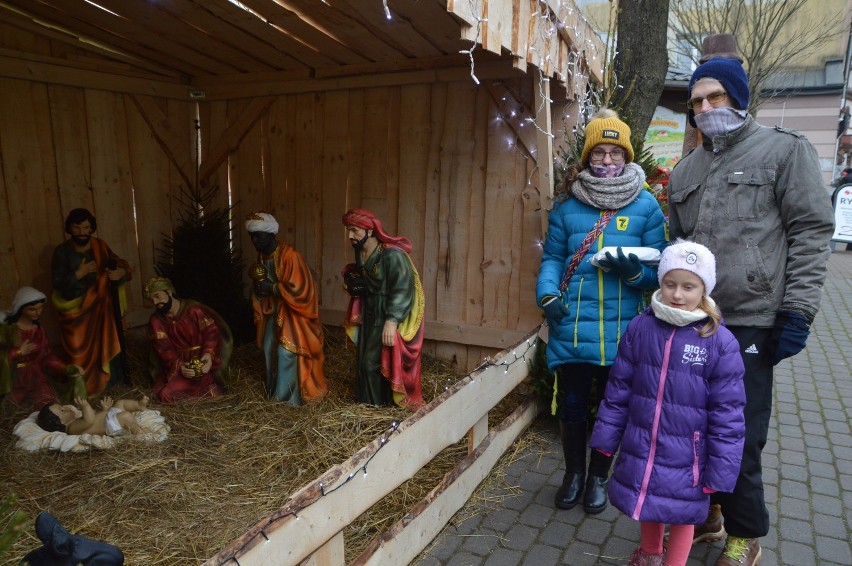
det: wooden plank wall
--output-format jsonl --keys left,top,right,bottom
{"left": 222, "top": 81, "right": 547, "bottom": 371}
{"left": 0, "top": 78, "right": 177, "bottom": 334}
{"left": 0, "top": 30, "right": 552, "bottom": 373}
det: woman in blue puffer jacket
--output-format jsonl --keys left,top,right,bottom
{"left": 590, "top": 240, "right": 745, "bottom": 566}
{"left": 537, "top": 109, "right": 667, "bottom": 514}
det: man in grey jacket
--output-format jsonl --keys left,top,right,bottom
{"left": 668, "top": 57, "right": 834, "bottom": 566}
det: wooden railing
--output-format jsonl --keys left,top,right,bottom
{"left": 203, "top": 326, "right": 545, "bottom": 566}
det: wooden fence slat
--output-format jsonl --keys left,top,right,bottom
{"left": 203, "top": 328, "right": 541, "bottom": 566}
{"left": 299, "top": 531, "right": 344, "bottom": 566}
{"left": 353, "top": 396, "right": 541, "bottom": 566}
{"left": 468, "top": 414, "right": 489, "bottom": 454}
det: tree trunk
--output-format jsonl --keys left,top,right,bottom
{"left": 612, "top": 0, "right": 671, "bottom": 142}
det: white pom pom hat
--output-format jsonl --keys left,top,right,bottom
{"left": 657, "top": 239, "right": 716, "bottom": 295}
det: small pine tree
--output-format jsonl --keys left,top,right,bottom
{"left": 155, "top": 184, "right": 254, "bottom": 345}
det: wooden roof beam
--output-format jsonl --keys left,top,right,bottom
{"left": 446, "top": 0, "right": 604, "bottom": 86}
{"left": 0, "top": 53, "right": 191, "bottom": 99}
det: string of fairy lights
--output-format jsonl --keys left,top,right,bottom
{"left": 379, "top": 0, "right": 606, "bottom": 137}
{"left": 221, "top": 335, "right": 540, "bottom": 565}
{"left": 459, "top": 0, "right": 485, "bottom": 85}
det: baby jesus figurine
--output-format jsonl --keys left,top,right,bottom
{"left": 36, "top": 395, "right": 149, "bottom": 436}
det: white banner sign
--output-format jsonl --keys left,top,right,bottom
{"left": 833, "top": 184, "right": 852, "bottom": 243}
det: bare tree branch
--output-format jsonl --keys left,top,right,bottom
{"left": 669, "top": 0, "right": 844, "bottom": 113}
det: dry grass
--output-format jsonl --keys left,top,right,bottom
{"left": 0, "top": 326, "right": 531, "bottom": 565}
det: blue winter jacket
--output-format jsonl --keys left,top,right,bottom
{"left": 536, "top": 190, "right": 667, "bottom": 369}
{"left": 589, "top": 308, "right": 746, "bottom": 525}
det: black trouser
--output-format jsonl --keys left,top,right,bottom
{"left": 556, "top": 363, "right": 611, "bottom": 423}
{"left": 712, "top": 326, "right": 773, "bottom": 539}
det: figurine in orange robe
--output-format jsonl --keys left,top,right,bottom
{"left": 50, "top": 208, "right": 131, "bottom": 397}
{"left": 245, "top": 212, "right": 327, "bottom": 404}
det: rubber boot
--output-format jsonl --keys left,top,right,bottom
{"left": 554, "top": 421, "right": 586, "bottom": 510}
{"left": 583, "top": 448, "right": 613, "bottom": 514}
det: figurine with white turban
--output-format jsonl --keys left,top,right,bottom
{"left": 245, "top": 212, "right": 327, "bottom": 404}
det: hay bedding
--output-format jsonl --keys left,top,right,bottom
{"left": 0, "top": 326, "right": 529, "bottom": 565}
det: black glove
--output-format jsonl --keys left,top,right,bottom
{"left": 253, "top": 279, "right": 276, "bottom": 297}
{"left": 598, "top": 247, "right": 643, "bottom": 282}
{"left": 541, "top": 294, "right": 569, "bottom": 326}
{"left": 769, "top": 311, "right": 811, "bottom": 365}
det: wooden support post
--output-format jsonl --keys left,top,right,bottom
{"left": 467, "top": 414, "right": 488, "bottom": 454}
{"left": 534, "top": 77, "right": 554, "bottom": 238}
{"left": 299, "top": 531, "right": 344, "bottom": 566}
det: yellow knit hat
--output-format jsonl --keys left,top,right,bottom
{"left": 580, "top": 111, "right": 634, "bottom": 165}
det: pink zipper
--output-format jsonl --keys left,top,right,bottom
{"left": 692, "top": 431, "right": 700, "bottom": 487}
{"left": 633, "top": 327, "right": 676, "bottom": 520}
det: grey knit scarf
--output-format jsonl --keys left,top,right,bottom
{"left": 571, "top": 162, "right": 646, "bottom": 210}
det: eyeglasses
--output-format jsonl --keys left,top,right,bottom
{"left": 686, "top": 91, "right": 728, "bottom": 110}
{"left": 589, "top": 148, "right": 626, "bottom": 163}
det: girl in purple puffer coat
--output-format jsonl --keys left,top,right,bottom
{"left": 590, "top": 240, "right": 745, "bottom": 566}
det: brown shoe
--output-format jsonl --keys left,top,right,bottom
{"left": 694, "top": 503, "right": 726, "bottom": 544}
{"left": 714, "top": 537, "right": 762, "bottom": 565}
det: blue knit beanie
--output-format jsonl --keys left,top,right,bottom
{"left": 687, "top": 58, "right": 749, "bottom": 126}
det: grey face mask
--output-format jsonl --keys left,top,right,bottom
{"left": 694, "top": 107, "right": 748, "bottom": 139}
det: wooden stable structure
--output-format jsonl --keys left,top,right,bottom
{"left": 0, "top": 2, "right": 601, "bottom": 563}
{"left": 0, "top": 0, "right": 602, "bottom": 369}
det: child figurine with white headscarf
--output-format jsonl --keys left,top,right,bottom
{"left": 1, "top": 287, "right": 84, "bottom": 409}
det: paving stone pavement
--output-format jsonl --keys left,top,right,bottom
{"left": 417, "top": 249, "right": 852, "bottom": 566}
